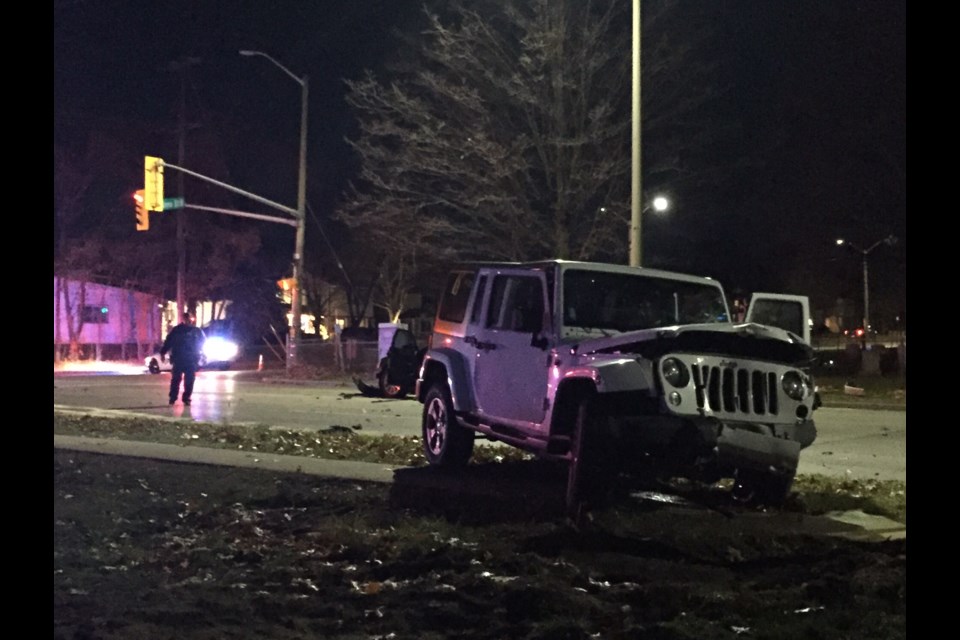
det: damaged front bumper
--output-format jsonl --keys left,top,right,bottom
{"left": 685, "top": 416, "right": 816, "bottom": 477}
{"left": 716, "top": 426, "right": 804, "bottom": 476}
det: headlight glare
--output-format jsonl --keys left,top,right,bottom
{"left": 661, "top": 357, "right": 690, "bottom": 388}
{"left": 203, "top": 336, "right": 239, "bottom": 362}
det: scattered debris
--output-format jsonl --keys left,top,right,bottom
{"left": 843, "top": 383, "right": 866, "bottom": 396}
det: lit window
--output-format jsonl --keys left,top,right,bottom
{"left": 82, "top": 305, "right": 109, "bottom": 324}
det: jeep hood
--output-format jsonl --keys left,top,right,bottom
{"left": 568, "top": 322, "right": 814, "bottom": 366}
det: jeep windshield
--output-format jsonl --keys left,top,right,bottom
{"left": 561, "top": 269, "right": 729, "bottom": 336}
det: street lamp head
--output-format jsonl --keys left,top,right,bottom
{"left": 239, "top": 49, "right": 304, "bottom": 86}
{"left": 835, "top": 238, "right": 846, "bottom": 246}
{"left": 639, "top": 195, "right": 670, "bottom": 214}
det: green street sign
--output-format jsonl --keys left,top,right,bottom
{"left": 163, "top": 197, "right": 185, "bottom": 210}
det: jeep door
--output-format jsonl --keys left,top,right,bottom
{"left": 470, "top": 270, "right": 551, "bottom": 426}
{"left": 746, "top": 293, "right": 811, "bottom": 344}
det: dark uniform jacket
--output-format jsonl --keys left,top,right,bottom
{"left": 160, "top": 323, "right": 206, "bottom": 369}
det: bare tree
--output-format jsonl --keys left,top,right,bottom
{"left": 55, "top": 238, "right": 106, "bottom": 360}
{"left": 339, "top": 0, "right": 635, "bottom": 265}
{"left": 334, "top": 0, "right": 741, "bottom": 320}
{"left": 373, "top": 246, "right": 422, "bottom": 324}
{"left": 54, "top": 144, "right": 97, "bottom": 361}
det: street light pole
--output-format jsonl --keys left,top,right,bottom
{"left": 240, "top": 50, "right": 308, "bottom": 373}
{"left": 861, "top": 252, "right": 869, "bottom": 338}
{"left": 836, "top": 235, "right": 897, "bottom": 344}
{"left": 629, "top": 0, "right": 642, "bottom": 267}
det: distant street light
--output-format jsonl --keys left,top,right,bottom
{"left": 835, "top": 235, "right": 897, "bottom": 344}
{"left": 240, "top": 50, "right": 308, "bottom": 373}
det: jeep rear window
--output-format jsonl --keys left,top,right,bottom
{"left": 563, "top": 269, "right": 729, "bottom": 332}
{"left": 437, "top": 271, "right": 476, "bottom": 323}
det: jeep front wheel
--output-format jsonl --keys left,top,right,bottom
{"left": 422, "top": 382, "right": 474, "bottom": 466}
{"left": 731, "top": 469, "right": 794, "bottom": 507}
{"left": 565, "top": 391, "right": 615, "bottom": 517}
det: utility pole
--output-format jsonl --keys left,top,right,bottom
{"left": 167, "top": 56, "right": 201, "bottom": 325}
{"left": 177, "top": 59, "right": 187, "bottom": 324}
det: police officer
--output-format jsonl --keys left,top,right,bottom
{"left": 160, "top": 311, "right": 206, "bottom": 405}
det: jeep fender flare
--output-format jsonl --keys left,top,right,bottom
{"left": 550, "top": 377, "right": 600, "bottom": 438}
{"left": 418, "top": 348, "right": 477, "bottom": 413}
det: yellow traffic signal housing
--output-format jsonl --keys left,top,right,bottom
{"left": 134, "top": 189, "right": 149, "bottom": 231}
{"left": 144, "top": 156, "right": 164, "bottom": 211}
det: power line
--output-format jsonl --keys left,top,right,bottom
{"left": 306, "top": 200, "right": 351, "bottom": 288}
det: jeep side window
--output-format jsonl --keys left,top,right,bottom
{"left": 487, "top": 275, "right": 544, "bottom": 333}
{"left": 437, "top": 271, "right": 476, "bottom": 323}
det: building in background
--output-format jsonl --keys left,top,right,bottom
{"left": 53, "top": 277, "right": 163, "bottom": 362}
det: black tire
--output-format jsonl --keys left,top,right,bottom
{"left": 148, "top": 359, "right": 161, "bottom": 374}
{"left": 422, "top": 382, "right": 474, "bottom": 466}
{"left": 731, "top": 469, "right": 795, "bottom": 507}
{"left": 565, "top": 391, "right": 615, "bottom": 517}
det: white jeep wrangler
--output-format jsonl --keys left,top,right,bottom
{"left": 416, "top": 260, "right": 818, "bottom": 509}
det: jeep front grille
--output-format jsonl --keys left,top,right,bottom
{"left": 691, "top": 364, "right": 779, "bottom": 416}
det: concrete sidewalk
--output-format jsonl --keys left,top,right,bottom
{"left": 53, "top": 433, "right": 905, "bottom": 542}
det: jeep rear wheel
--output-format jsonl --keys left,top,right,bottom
{"left": 422, "top": 382, "right": 474, "bottom": 466}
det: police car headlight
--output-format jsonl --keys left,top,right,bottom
{"left": 661, "top": 357, "right": 690, "bottom": 388}
{"left": 203, "top": 336, "right": 239, "bottom": 361}
{"left": 781, "top": 371, "right": 809, "bottom": 401}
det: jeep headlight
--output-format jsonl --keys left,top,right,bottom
{"left": 781, "top": 371, "right": 809, "bottom": 401}
{"left": 661, "top": 357, "right": 690, "bottom": 388}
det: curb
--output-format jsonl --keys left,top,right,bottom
{"left": 54, "top": 434, "right": 399, "bottom": 484}
{"left": 54, "top": 434, "right": 905, "bottom": 542}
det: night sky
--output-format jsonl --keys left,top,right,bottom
{"left": 54, "top": 1, "right": 906, "bottom": 329}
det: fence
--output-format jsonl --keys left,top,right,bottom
{"left": 296, "top": 339, "right": 381, "bottom": 374}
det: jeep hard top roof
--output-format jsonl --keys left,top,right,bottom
{"left": 450, "top": 259, "right": 722, "bottom": 288}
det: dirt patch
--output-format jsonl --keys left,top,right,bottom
{"left": 54, "top": 450, "right": 904, "bottom": 639}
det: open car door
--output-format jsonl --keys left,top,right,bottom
{"left": 746, "top": 293, "right": 811, "bottom": 344}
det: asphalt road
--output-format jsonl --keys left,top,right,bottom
{"left": 53, "top": 369, "right": 906, "bottom": 482}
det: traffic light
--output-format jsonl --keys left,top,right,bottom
{"left": 144, "top": 156, "right": 164, "bottom": 211}
{"left": 134, "top": 189, "right": 149, "bottom": 231}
